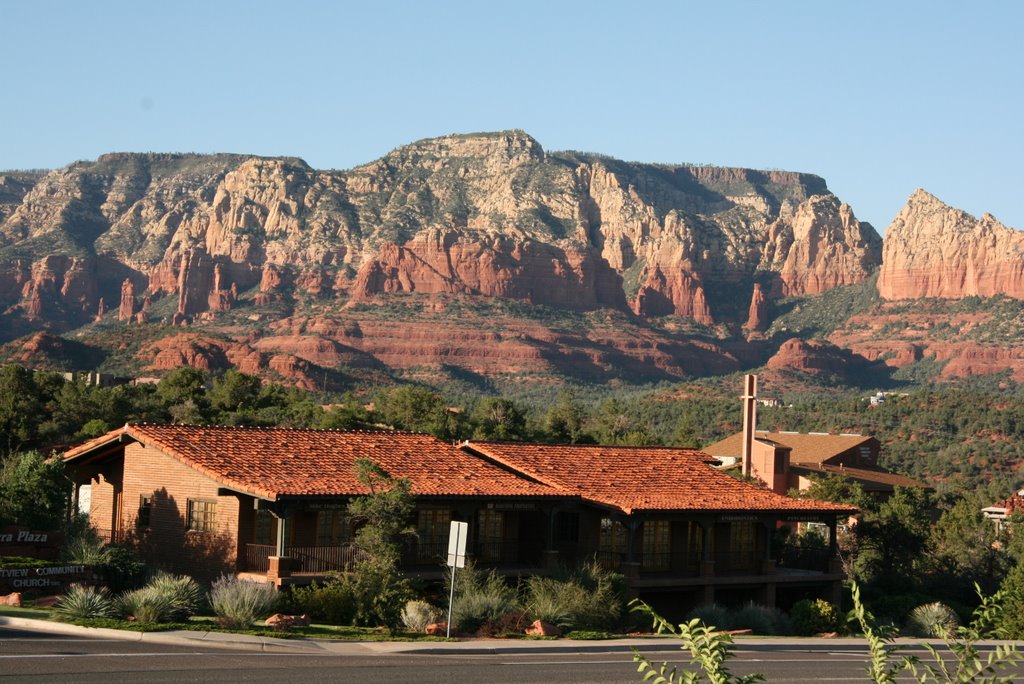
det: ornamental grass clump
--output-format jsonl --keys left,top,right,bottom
{"left": 208, "top": 575, "right": 280, "bottom": 629}
{"left": 145, "top": 572, "right": 203, "bottom": 621}
{"left": 523, "top": 561, "right": 626, "bottom": 632}
{"left": 116, "top": 573, "right": 203, "bottom": 624}
{"left": 53, "top": 584, "right": 114, "bottom": 620}
{"left": 448, "top": 561, "right": 521, "bottom": 634}
{"left": 401, "top": 599, "right": 444, "bottom": 632}
{"left": 116, "top": 586, "right": 173, "bottom": 624}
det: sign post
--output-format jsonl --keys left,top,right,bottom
{"left": 445, "top": 520, "right": 468, "bottom": 639}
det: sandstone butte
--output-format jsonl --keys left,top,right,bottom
{"left": 878, "top": 188, "right": 1024, "bottom": 300}
{"left": 0, "top": 131, "right": 1021, "bottom": 386}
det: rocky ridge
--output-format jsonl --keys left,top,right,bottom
{"left": 3, "top": 132, "right": 1022, "bottom": 389}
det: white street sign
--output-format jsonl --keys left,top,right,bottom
{"left": 446, "top": 520, "right": 468, "bottom": 568}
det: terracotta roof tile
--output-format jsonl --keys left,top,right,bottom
{"left": 989, "top": 490, "right": 1024, "bottom": 514}
{"left": 464, "top": 442, "right": 856, "bottom": 515}
{"left": 64, "top": 424, "right": 566, "bottom": 501}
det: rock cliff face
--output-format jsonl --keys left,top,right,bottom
{"left": 0, "top": 132, "right": 880, "bottom": 332}
{"left": 878, "top": 189, "right": 1024, "bottom": 300}
{"left": 0, "top": 131, "right": 900, "bottom": 384}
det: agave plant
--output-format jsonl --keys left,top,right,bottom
{"left": 53, "top": 584, "right": 114, "bottom": 619}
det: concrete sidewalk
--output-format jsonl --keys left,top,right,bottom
{"left": 0, "top": 613, "right": 981, "bottom": 656}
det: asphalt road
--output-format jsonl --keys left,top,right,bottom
{"left": 1, "top": 626, "right": 1020, "bottom": 683}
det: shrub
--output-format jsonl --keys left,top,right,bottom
{"left": 732, "top": 602, "right": 792, "bottom": 636}
{"left": 116, "top": 587, "right": 173, "bottom": 624}
{"left": 97, "top": 545, "right": 147, "bottom": 593}
{"left": 524, "top": 577, "right": 575, "bottom": 629}
{"left": 53, "top": 584, "right": 114, "bottom": 619}
{"left": 208, "top": 575, "right": 280, "bottom": 629}
{"left": 145, "top": 573, "right": 203, "bottom": 621}
{"left": 686, "top": 603, "right": 732, "bottom": 631}
{"left": 523, "top": 562, "right": 625, "bottom": 632}
{"left": 790, "top": 598, "right": 842, "bottom": 636}
{"left": 448, "top": 562, "right": 521, "bottom": 634}
{"left": 291, "top": 574, "right": 357, "bottom": 625}
{"left": 904, "top": 602, "right": 959, "bottom": 638}
{"left": 63, "top": 534, "right": 111, "bottom": 566}
{"left": 401, "top": 599, "right": 443, "bottom": 633}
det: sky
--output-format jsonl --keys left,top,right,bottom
{"left": 2, "top": 0, "right": 1022, "bottom": 233}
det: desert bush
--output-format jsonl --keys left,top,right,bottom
{"left": 97, "top": 545, "right": 147, "bottom": 593}
{"left": 686, "top": 603, "right": 732, "bottom": 631}
{"left": 146, "top": 573, "right": 203, "bottom": 620}
{"left": 524, "top": 562, "right": 624, "bottom": 631}
{"left": 292, "top": 574, "right": 357, "bottom": 625}
{"left": 208, "top": 575, "right": 279, "bottom": 629}
{"left": 401, "top": 599, "right": 443, "bottom": 632}
{"left": 790, "top": 598, "right": 842, "bottom": 636}
{"left": 63, "top": 534, "right": 112, "bottom": 566}
{"left": 732, "top": 602, "right": 792, "bottom": 635}
{"left": 448, "top": 562, "right": 521, "bottom": 634}
{"left": 904, "top": 601, "right": 959, "bottom": 638}
{"left": 524, "top": 576, "right": 576, "bottom": 628}
{"left": 53, "top": 584, "right": 114, "bottom": 619}
{"left": 116, "top": 586, "right": 173, "bottom": 624}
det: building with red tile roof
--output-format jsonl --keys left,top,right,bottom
{"left": 463, "top": 442, "right": 853, "bottom": 515}
{"left": 703, "top": 430, "right": 930, "bottom": 497}
{"left": 982, "top": 489, "right": 1024, "bottom": 531}
{"left": 64, "top": 424, "right": 857, "bottom": 613}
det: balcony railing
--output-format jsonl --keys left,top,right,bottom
{"left": 776, "top": 546, "right": 831, "bottom": 573}
{"left": 640, "top": 550, "right": 701, "bottom": 575}
{"left": 244, "top": 543, "right": 364, "bottom": 574}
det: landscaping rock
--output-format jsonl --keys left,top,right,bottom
{"left": 0, "top": 592, "right": 22, "bottom": 607}
{"left": 424, "top": 621, "right": 448, "bottom": 636}
{"left": 525, "top": 619, "right": 561, "bottom": 637}
{"left": 264, "top": 613, "right": 310, "bottom": 630}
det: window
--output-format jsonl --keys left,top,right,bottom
{"left": 416, "top": 509, "right": 451, "bottom": 563}
{"left": 599, "top": 517, "right": 627, "bottom": 566}
{"left": 316, "top": 510, "right": 351, "bottom": 546}
{"left": 554, "top": 511, "right": 580, "bottom": 544}
{"left": 729, "top": 521, "right": 757, "bottom": 570}
{"left": 642, "top": 520, "right": 671, "bottom": 571}
{"left": 136, "top": 494, "right": 153, "bottom": 529}
{"left": 187, "top": 499, "right": 217, "bottom": 532}
{"left": 255, "top": 510, "right": 276, "bottom": 546}
{"left": 477, "top": 509, "right": 504, "bottom": 562}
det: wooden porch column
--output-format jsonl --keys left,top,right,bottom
{"left": 700, "top": 520, "right": 715, "bottom": 577}
{"left": 761, "top": 519, "right": 776, "bottom": 575}
{"left": 827, "top": 517, "right": 842, "bottom": 574}
{"left": 268, "top": 508, "right": 292, "bottom": 582}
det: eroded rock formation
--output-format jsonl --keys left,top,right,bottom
{"left": 878, "top": 189, "right": 1024, "bottom": 300}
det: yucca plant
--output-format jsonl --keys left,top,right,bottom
{"left": 208, "top": 575, "right": 280, "bottom": 629}
{"left": 53, "top": 584, "right": 114, "bottom": 620}
{"left": 905, "top": 602, "right": 960, "bottom": 639}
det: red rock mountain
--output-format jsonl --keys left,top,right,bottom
{"left": 878, "top": 188, "right": 1024, "bottom": 300}
{"left": 10, "top": 132, "right": 1018, "bottom": 388}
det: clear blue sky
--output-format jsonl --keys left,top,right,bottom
{"left": 3, "top": 0, "right": 1021, "bottom": 233}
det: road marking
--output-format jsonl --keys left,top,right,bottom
{"left": 502, "top": 657, "right": 869, "bottom": 665}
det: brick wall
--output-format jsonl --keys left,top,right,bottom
{"left": 109, "top": 443, "right": 243, "bottom": 581}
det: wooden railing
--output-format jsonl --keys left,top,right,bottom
{"left": 244, "top": 543, "right": 364, "bottom": 573}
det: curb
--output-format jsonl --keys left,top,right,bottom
{"left": 0, "top": 615, "right": 326, "bottom": 653}
{"left": 0, "top": 614, "right": 681, "bottom": 655}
